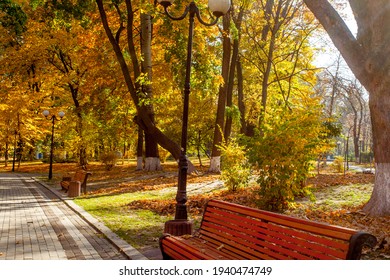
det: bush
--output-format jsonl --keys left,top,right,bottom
{"left": 100, "top": 151, "right": 119, "bottom": 171}
{"left": 360, "top": 152, "right": 374, "bottom": 163}
{"left": 331, "top": 156, "right": 344, "bottom": 173}
{"left": 219, "top": 139, "right": 251, "bottom": 192}
{"left": 247, "top": 109, "right": 324, "bottom": 212}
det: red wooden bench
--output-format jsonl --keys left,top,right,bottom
{"left": 160, "top": 199, "right": 377, "bottom": 260}
{"left": 60, "top": 170, "right": 92, "bottom": 194}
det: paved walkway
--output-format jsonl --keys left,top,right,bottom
{"left": 0, "top": 173, "right": 148, "bottom": 260}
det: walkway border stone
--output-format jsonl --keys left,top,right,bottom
{"left": 32, "top": 177, "right": 148, "bottom": 260}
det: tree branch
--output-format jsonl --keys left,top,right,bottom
{"left": 303, "top": 0, "right": 369, "bottom": 85}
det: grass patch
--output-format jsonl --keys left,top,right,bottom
{"left": 74, "top": 187, "right": 177, "bottom": 249}
{"left": 309, "top": 183, "right": 372, "bottom": 210}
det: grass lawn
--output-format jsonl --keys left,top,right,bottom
{"left": 74, "top": 186, "right": 175, "bottom": 250}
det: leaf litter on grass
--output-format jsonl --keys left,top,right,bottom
{"left": 285, "top": 174, "right": 389, "bottom": 260}
{"left": 7, "top": 162, "right": 388, "bottom": 259}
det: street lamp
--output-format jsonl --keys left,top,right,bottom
{"left": 157, "top": 0, "right": 231, "bottom": 236}
{"left": 43, "top": 110, "right": 65, "bottom": 180}
{"left": 337, "top": 141, "right": 341, "bottom": 156}
{"left": 12, "top": 130, "right": 18, "bottom": 172}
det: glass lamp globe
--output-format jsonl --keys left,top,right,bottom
{"left": 208, "top": 0, "right": 231, "bottom": 17}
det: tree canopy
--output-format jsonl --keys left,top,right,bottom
{"left": 2, "top": 0, "right": 382, "bottom": 214}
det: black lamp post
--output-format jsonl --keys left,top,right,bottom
{"left": 43, "top": 110, "right": 65, "bottom": 180}
{"left": 12, "top": 130, "right": 17, "bottom": 172}
{"left": 337, "top": 141, "right": 341, "bottom": 156}
{"left": 157, "top": 0, "right": 231, "bottom": 236}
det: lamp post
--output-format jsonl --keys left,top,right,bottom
{"left": 12, "top": 130, "right": 17, "bottom": 172}
{"left": 337, "top": 141, "right": 341, "bottom": 156}
{"left": 43, "top": 110, "right": 65, "bottom": 180}
{"left": 157, "top": 0, "right": 231, "bottom": 236}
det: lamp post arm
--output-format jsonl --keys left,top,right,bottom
{"left": 163, "top": 2, "right": 220, "bottom": 26}
{"left": 195, "top": 9, "right": 220, "bottom": 26}
{"left": 163, "top": 4, "right": 190, "bottom": 21}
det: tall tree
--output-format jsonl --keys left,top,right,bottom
{"left": 223, "top": 3, "right": 244, "bottom": 141}
{"left": 303, "top": 0, "right": 390, "bottom": 216}
{"left": 96, "top": 0, "right": 184, "bottom": 171}
{"left": 140, "top": 9, "right": 161, "bottom": 171}
{"left": 209, "top": 10, "right": 231, "bottom": 173}
{"left": 340, "top": 79, "right": 366, "bottom": 162}
{"left": 240, "top": 0, "right": 318, "bottom": 132}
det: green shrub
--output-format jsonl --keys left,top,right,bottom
{"left": 219, "top": 139, "right": 251, "bottom": 192}
{"left": 100, "top": 151, "right": 119, "bottom": 171}
{"left": 331, "top": 156, "right": 344, "bottom": 173}
{"left": 247, "top": 109, "right": 325, "bottom": 212}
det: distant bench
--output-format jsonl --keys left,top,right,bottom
{"left": 160, "top": 199, "right": 377, "bottom": 260}
{"left": 60, "top": 170, "right": 92, "bottom": 194}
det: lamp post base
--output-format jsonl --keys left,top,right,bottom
{"left": 164, "top": 219, "right": 193, "bottom": 236}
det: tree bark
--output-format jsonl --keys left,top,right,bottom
{"left": 209, "top": 13, "right": 231, "bottom": 173}
{"left": 140, "top": 12, "right": 161, "bottom": 171}
{"left": 224, "top": 7, "right": 244, "bottom": 141}
{"left": 237, "top": 58, "right": 247, "bottom": 135}
{"left": 303, "top": 0, "right": 390, "bottom": 215}
{"left": 136, "top": 123, "right": 143, "bottom": 171}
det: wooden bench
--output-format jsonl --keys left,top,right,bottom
{"left": 60, "top": 170, "right": 92, "bottom": 194}
{"left": 160, "top": 199, "right": 377, "bottom": 260}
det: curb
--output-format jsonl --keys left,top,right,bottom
{"left": 33, "top": 177, "right": 148, "bottom": 260}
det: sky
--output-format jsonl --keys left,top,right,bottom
{"left": 312, "top": 1, "right": 357, "bottom": 72}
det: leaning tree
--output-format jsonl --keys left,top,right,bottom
{"left": 303, "top": 0, "right": 390, "bottom": 216}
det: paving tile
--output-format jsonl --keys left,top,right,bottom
{"left": 0, "top": 173, "right": 130, "bottom": 260}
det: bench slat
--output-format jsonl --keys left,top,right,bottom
{"left": 203, "top": 206, "right": 351, "bottom": 250}
{"left": 190, "top": 238, "right": 248, "bottom": 259}
{"left": 201, "top": 223, "right": 315, "bottom": 260}
{"left": 206, "top": 200, "right": 354, "bottom": 240}
{"left": 199, "top": 231, "right": 278, "bottom": 259}
{"left": 201, "top": 209, "right": 349, "bottom": 259}
{"left": 162, "top": 236, "right": 240, "bottom": 260}
{"left": 162, "top": 236, "right": 254, "bottom": 260}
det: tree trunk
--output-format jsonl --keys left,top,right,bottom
{"left": 224, "top": 7, "right": 244, "bottom": 141}
{"left": 140, "top": 12, "right": 161, "bottom": 171}
{"left": 303, "top": 0, "right": 390, "bottom": 215}
{"left": 328, "top": 54, "right": 342, "bottom": 118}
{"left": 364, "top": 81, "right": 390, "bottom": 215}
{"left": 136, "top": 123, "right": 143, "bottom": 171}
{"left": 237, "top": 58, "right": 247, "bottom": 135}
{"left": 76, "top": 109, "right": 88, "bottom": 167}
{"left": 260, "top": 0, "right": 285, "bottom": 124}
{"left": 209, "top": 13, "right": 231, "bottom": 173}
{"left": 97, "top": 0, "right": 194, "bottom": 171}
{"left": 4, "top": 140, "right": 9, "bottom": 167}
{"left": 144, "top": 132, "right": 162, "bottom": 171}
{"left": 244, "top": 0, "right": 275, "bottom": 136}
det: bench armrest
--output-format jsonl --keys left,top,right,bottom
{"left": 347, "top": 232, "right": 377, "bottom": 260}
